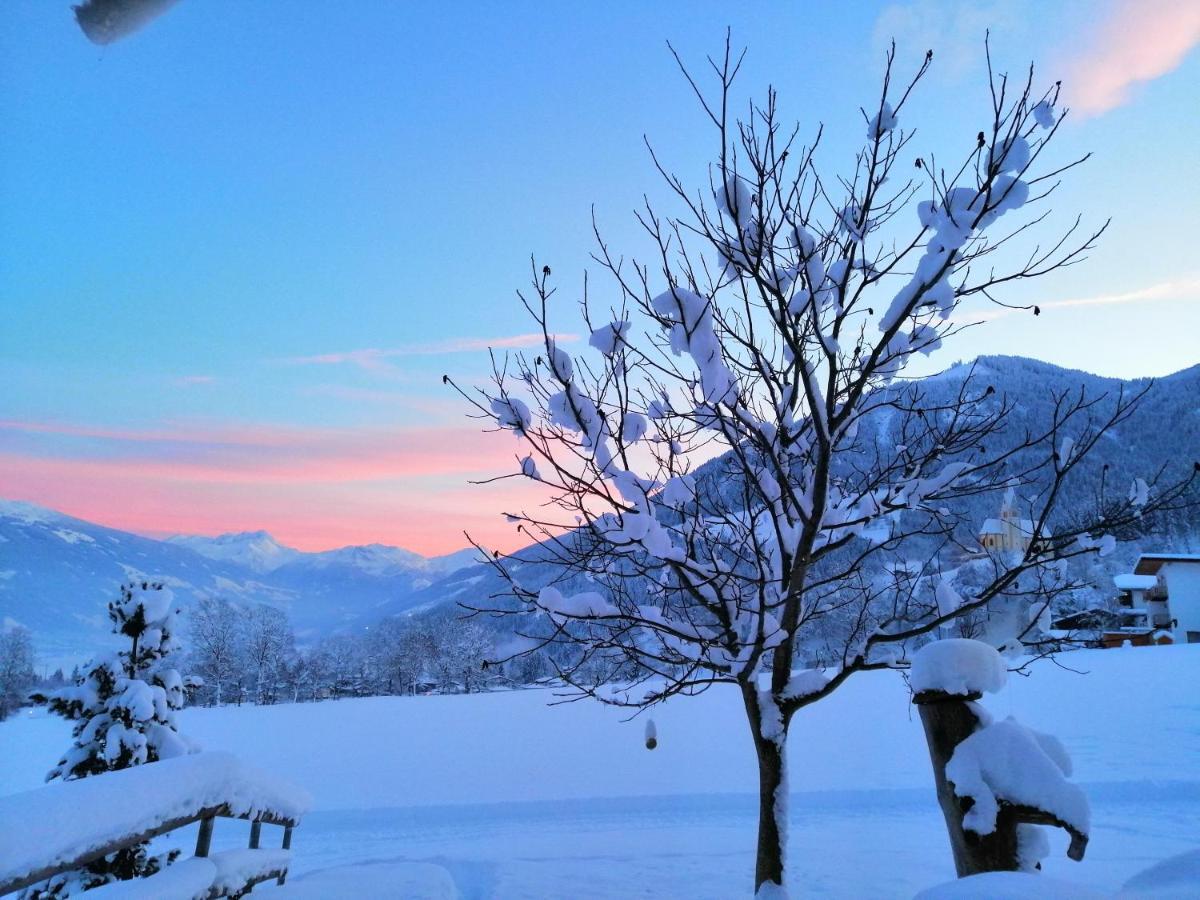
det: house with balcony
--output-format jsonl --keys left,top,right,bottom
{"left": 1102, "top": 553, "right": 1200, "bottom": 647}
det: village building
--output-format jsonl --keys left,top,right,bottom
{"left": 978, "top": 489, "right": 1049, "bottom": 554}
{"left": 1101, "top": 553, "right": 1200, "bottom": 648}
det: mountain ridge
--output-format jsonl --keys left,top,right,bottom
{"left": 3, "top": 355, "right": 1196, "bottom": 668}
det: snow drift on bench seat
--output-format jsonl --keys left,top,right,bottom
{"left": 0, "top": 751, "right": 310, "bottom": 888}
{"left": 209, "top": 849, "right": 292, "bottom": 895}
{"left": 82, "top": 858, "right": 218, "bottom": 899}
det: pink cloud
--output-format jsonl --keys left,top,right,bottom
{"left": 1065, "top": 0, "right": 1200, "bottom": 117}
{"left": 0, "top": 418, "right": 543, "bottom": 554}
{"left": 283, "top": 333, "right": 579, "bottom": 372}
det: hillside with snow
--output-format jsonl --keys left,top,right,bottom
{"left": 3, "top": 356, "right": 1196, "bottom": 669}
{"left": 2, "top": 644, "right": 1196, "bottom": 897}
{"left": 0, "top": 503, "right": 480, "bottom": 668}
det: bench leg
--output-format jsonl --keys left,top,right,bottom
{"left": 195, "top": 817, "right": 214, "bottom": 858}
{"left": 277, "top": 825, "right": 293, "bottom": 885}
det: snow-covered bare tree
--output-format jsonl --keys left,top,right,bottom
{"left": 187, "top": 595, "right": 244, "bottom": 706}
{"left": 439, "top": 619, "right": 495, "bottom": 693}
{"left": 29, "top": 582, "right": 191, "bottom": 895}
{"left": 367, "top": 618, "right": 426, "bottom": 695}
{"left": 243, "top": 603, "right": 294, "bottom": 705}
{"left": 0, "top": 625, "right": 35, "bottom": 721}
{"left": 452, "top": 39, "right": 1199, "bottom": 895}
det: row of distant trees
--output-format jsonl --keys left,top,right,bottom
{"left": 0, "top": 599, "right": 508, "bottom": 720}
{"left": 184, "top": 597, "right": 502, "bottom": 706}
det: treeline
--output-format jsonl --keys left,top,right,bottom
{"left": 184, "top": 597, "right": 512, "bottom": 706}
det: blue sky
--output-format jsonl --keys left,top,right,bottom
{"left": 1, "top": 0, "right": 1197, "bottom": 551}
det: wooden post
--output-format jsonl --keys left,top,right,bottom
{"left": 194, "top": 816, "right": 215, "bottom": 858}
{"left": 915, "top": 689, "right": 1000, "bottom": 876}
{"left": 277, "top": 825, "right": 294, "bottom": 885}
{"left": 914, "top": 689, "right": 1087, "bottom": 877}
{"left": 249, "top": 821, "right": 262, "bottom": 850}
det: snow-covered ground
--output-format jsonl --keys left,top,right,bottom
{"left": 2, "top": 645, "right": 1197, "bottom": 897}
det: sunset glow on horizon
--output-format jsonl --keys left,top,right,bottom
{"left": 2, "top": 0, "right": 1197, "bottom": 555}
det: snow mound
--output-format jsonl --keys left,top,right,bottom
{"left": 945, "top": 718, "right": 1089, "bottom": 838}
{"left": 1120, "top": 847, "right": 1200, "bottom": 898}
{"left": 913, "top": 870, "right": 1106, "bottom": 899}
{"left": 910, "top": 639, "right": 1006, "bottom": 696}
{"left": 0, "top": 751, "right": 310, "bottom": 888}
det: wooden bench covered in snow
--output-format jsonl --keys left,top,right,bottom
{"left": 0, "top": 752, "right": 311, "bottom": 897}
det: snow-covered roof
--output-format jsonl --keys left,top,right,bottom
{"left": 0, "top": 752, "right": 310, "bottom": 891}
{"left": 1113, "top": 574, "right": 1157, "bottom": 591}
{"left": 1134, "top": 553, "right": 1200, "bottom": 576}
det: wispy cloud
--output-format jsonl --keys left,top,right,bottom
{"left": 0, "top": 418, "right": 519, "bottom": 481}
{"left": 1064, "top": 0, "right": 1200, "bottom": 117}
{"left": 171, "top": 374, "right": 216, "bottom": 387}
{"left": 953, "top": 275, "right": 1200, "bottom": 324}
{"left": 282, "top": 333, "right": 579, "bottom": 372}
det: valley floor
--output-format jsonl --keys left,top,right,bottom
{"left": 2, "top": 645, "right": 1198, "bottom": 898}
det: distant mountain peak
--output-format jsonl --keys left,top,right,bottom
{"left": 0, "top": 499, "right": 67, "bottom": 525}
{"left": 166, "top": 530, "right": 300, "bottom": 574}
{"left": 209, "top": 529, "right": 279, "bottom": 543}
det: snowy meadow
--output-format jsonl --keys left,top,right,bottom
{"left": 3, "top": 645, "right": 1197, "bottom": 897}
{"left": 4, "top": 4, "right": 1200, "bottom": 899}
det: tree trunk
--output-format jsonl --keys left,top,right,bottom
{"left": 744, "top": 687, "right": 788, "bottom": 895}
{"left": 754, "top": 736, "right": 787, "bottom": 893}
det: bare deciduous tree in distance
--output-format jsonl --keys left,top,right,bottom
{"left": 450, "top": 37, "right": 1198, "bottom": 895}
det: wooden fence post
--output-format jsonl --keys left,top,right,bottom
{"left": 194, "top": 817, "right": 215, "bottom": 859}
{"left": 249, "top": 821, "right": 261, "bottom": 850}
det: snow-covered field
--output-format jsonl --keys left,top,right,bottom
{"left": 2, "top": 645, "right": 1198, "bottom": 898}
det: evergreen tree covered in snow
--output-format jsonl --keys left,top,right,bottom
{"left": 28, "top": 582, "right": 191, "bottom": 896}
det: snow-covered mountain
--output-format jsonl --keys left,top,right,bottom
{"left": 0, "top": 504, "right": 480, "bottom": 669}
{"left": 3, "top": 356, "right": 1195, "bottom": 669}
{"left": 166, "top": 531, "right": 301, "bottom": 573}
{"left": 394, "top": 356, "right": 1200, "bottom": 633}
